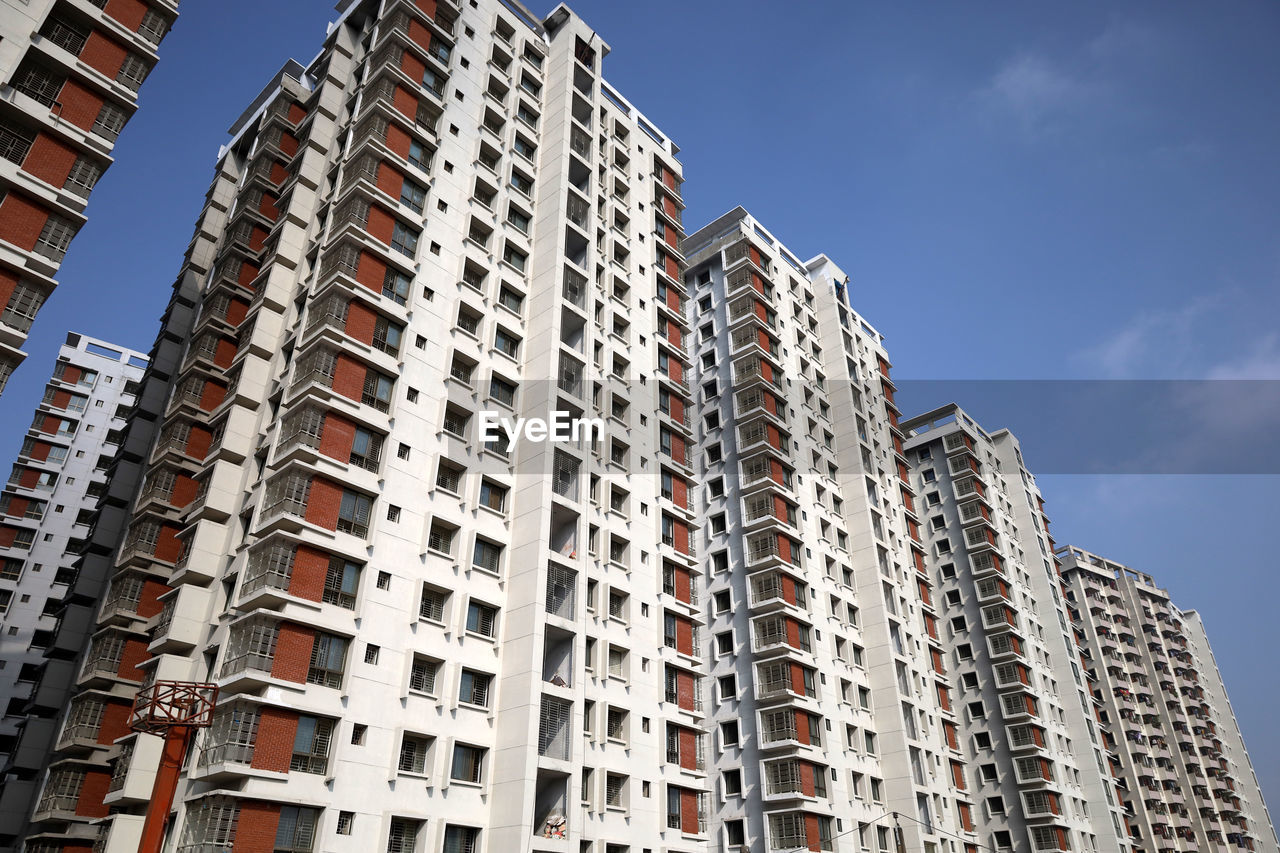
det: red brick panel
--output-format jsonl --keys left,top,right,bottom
{"left": 3, "top": 497, "right": 30, "bottom": 518}
{"left": 674, "top": 614, "right": 693, "bottom": 656}
{"left": 258, "top": 191, "right": 280, "bottom": 221}
{"left": 304, "top": 477, "right": 343, "bottom": 530}
{"left": 22, "top": 134, "right": 79, "bottom": 187}
{"left": 137, "top": 578, "right": 170, "bottom": 618}
{"left": 103, "top": 0, "right": 149, "bottom": 31}
{"left": 237, "top": 260, "right": 261, "bottom": 286}
{"left": 804, "top": 814, "right": 822, "bottom": 852}
{"left": 407, "top": 20, "right": 433, "bottom": 53}
{"left": 97, "top": 700, "right": 133, "bottom": 744}
{"left": 251, "top": 707, "right": 299, "bottom": 772}
{"left": 198, "top": 380, "right": 226, "bottom": 411}
{"left": 376, "top": 161, "right": 406, "bottom": 200}
{"left": 364, "top": 204, "right": 395, "bottom": 245}
{"left": 271, "top": 622, "right": 315, "bottom": 683}
{"left": 233, "top": 800, "right": 283, "bottom": 853}
{"left": 672, "top": 517, "right": 689, "bottom": 555}
{"left": 677, "top": 728, "right": 697, "bottom": 771}
{"left": 80, "top": 31, "right": 128, "bottom": 78}
{"left": 118, "top": 637, "right": 149, "bottom": 681}
{"left": 399, "top": 49, "right": 426, "bottom": 84}
{"left": 57, "top": 80, "right": 107, "bottom": 134}
{"left": 391, "top": 85, "right": 419, "bottom": 120}
{"left": 0, "top": 527, "right": 17, "bottom": 548}
{"left": 288, "top": 545, "right": 331, "bottom": 602}
{"left": 383, "top": 122, "right": 412, "bottom": 159}
{"left": 318, "top": 413, "right": 357, "bottom": 463}
{"left": 74, "top": 770, "right": 112, "bottom": 818}
{"left": 185, "top": 424, "right": 214, "bottom": 460}
{"left": 354, "top": 249, "right": 388, "bottom": 293}
{"left": 170, "top": 473, "right": 199, "bottom": 508}
{"left": 155, "top": 523, "right": 183, "bottom": 562}
{"left": 277, "top": 131, "right": 299, "bottom": 158}
{"left": 17, "top": 467, "right": 40, "bottom": 489}
{"left": 415, "top": 0, "right": 438, "bottom": 17}
{"left": 332, "top": 354, "right": 368, "bottom": 402}
{"left": 214, "top": 337, "right": 238, "bottom": 368}
{"left": 225, "top": 297, "right": 250, "bottom": 327}
{"left": 343, "top": 300, "right": 377, "bottom": 345}
{"left": 27, "top": 441, "right": 52, "bottom": 462}
{"left": 670, "top": 564, "right": 691, "bottom": 604}
{"left": 679, "top": 787, "right": 700, "bottom": 836}
{"left": 0, "top": 270, "right": 15, "bottom": 309}
{"left": 674, "top": 669, "right": 695, "bottom": 712}
{"left": 0, "top": 193, "right": 51, "bottom": 252}
{"left": 670, "top": 473, "right": 688, "bottom": 509}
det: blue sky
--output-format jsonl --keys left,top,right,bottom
{"left": 2, "top": 0, "right": 1277, "bottom": 808}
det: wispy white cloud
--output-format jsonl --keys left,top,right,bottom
{"left": 1076, "top": 295, "right": 1219, "bottom": 378}
{"left": 977, "top": 16, "right": 1170, "bottom": 140}
{"left": 979, "top": 53, "right": 1095, "bottom": 135}
{"left": 1206, "top": 333, "right": 1280, "bottom": 379}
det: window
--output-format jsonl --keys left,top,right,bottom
{"left": 349, "top": 427, "right": 383, "bottom": 471}
{"left": 274, "top": 806, "right": 319, "bottom": 852}
{"left": 502, "top": 243, "right": 527, "bottom": 272}
{"left": 498, "top": 285, "right": 524, "bottom": 313}
{"left": 398, "top": 732, "right": 432, "bottom": 774}
{"left": 605, "top": 773, "right": 626, "bottom": 809}
{"left": 513, "top": 135, "right": 536, "bottom": 160}
{"left": 507, "top": 206, "right": 531, "bottom": 233}
{"left": 435, "top": 460, "right": 464, "bottom": 494}
{"left": 409, "top": 654, "right": 439, "bottom": 694}
{"left": 721, "top": 720, "right": 740, "bottom": 747}
{"left": 364, "top": 644, "right": 380, "bottom": 664}
{"left": 387, "top": 817, "right": 422, "bottom": 853}
{"left": 34, "top": 214, "right": 76, "bottom": 262}
{"left": 477, "top": 478, "right": 509, "bottom": 511}
{"left": 307, "top": 633, "right": 348, "bottom": 688}
{"left": 465, "top": 601, "right": 498, "bottom": 637}
{"left": 400, "top": 179, "right": 427, "bottom": 213}
{"left": 459, "top": 669, "right": 491, "bottom": 707}
{"left": 408, "top": 139, "right": 431, "bottom": 171}
{"left": 391, "top": 221, "right": 419, "bottom": 257}
{"left": 337, "top": 812, "right": 354, "bottom": 835}
{"left": 509, "top": 170, "right": 533, "bottom": 195}
{"left": 92, "top": 101, "right": 127, "bottom": 141}
{"left": 418, "top": 584, "right": 448, "bottom": 623}
{"left": 724, "top": 772, "right": 743, "bottom": 797}
{"left": 443, "top": 826, "right": 480, "bottom": 853}
{"left": 290, "top": 716, "right": 333, "bottom": 773}
{"left": 472, "top": 538, "right": 502, "bottom": 574}
{"left": 451, "top": 743, "right": 486, "bottom": 783}
{"left": 607, "top": 706, "right": 628, "bottom": 742}
{"left": 428, "top": 520, "right": 456, "bottom": 555}
{"left": 337, "top": 491, "right": 372, "bottom": 537}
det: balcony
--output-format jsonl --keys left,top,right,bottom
{"left": 752, "top": 615, "right": 812, "bottom": 658}
{"left": 748, "top": 570, "right": 806, "bottom": 613}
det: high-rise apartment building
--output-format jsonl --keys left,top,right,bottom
{"left": 684, "top": 209, "right": 978, "bottom": 853}
{"left": 21, "top": 1, "right": 701, "bottom": 851}
{"left": 0, "top": 0, "right": 178, "bottom": 393}
{"left": 0, "top": 332, "right": 146, "bottom": 848}
{"left": 8, "top": 3, "right": 1278, "bottom": 853}
{"left": 901, "top": 406, "right": 1131, "bottom": 853}
{"left": 1059, "top": 547, "right": 1279, "bottom": 853}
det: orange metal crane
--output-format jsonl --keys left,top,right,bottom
{"left": 129, "top": 681, "right": 219, "bottom": 853}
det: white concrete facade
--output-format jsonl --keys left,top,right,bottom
{"left": 902, "top": 406, "right": 1130, "bottom": 853}
{"left": 0, "top": 332, "right": 146, "bottom": 756}
{"left": 0, "top": 0, "right": 177, "bottom": 393}
{"left": 1059, "top": 547, "right": 1279, "bottom": 853}
{"left": 22, "top": 1, "right": 703, "bottom": 852}
{"left": 684, "top": 209, "right": 978, "bottom": 853}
